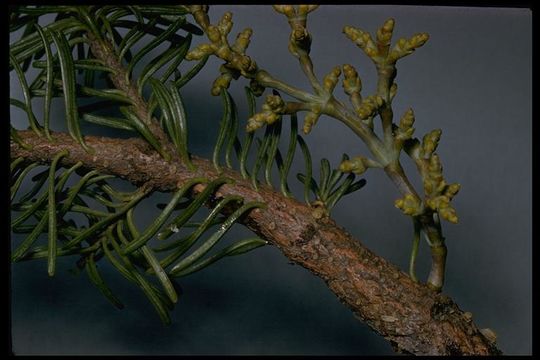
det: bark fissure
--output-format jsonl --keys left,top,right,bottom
{"left": 10, "top": 130, "right": 501, "bottom": 355}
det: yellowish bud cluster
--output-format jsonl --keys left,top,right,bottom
{"left": 185, "top": 43, "right": 214, "bottom": 61}
{"left": 339, "top": 156, "right": 367, "bottom": 175}
{"left": 211, "top": 71, "right": 233, "bottom": 96}
{"left": 426, "top": 196, "right": 458, "bottom": 223}
{"left": 288, "top": 23, "right": 312, "bottom": 57}
{"left": 323, "top": 66, "right": 341, "bottom": 93}
{"left": 395, "top": 108, "right": 415, "bottom": 141}
{"left": 186, "top": 11, "right": 258, "bottom": 88}
{"left": 232, "top": 28, "right": 253, "bottom": 53}
{"left": 356, "top": 95, "right": 384, "bottom": 119}
{"left": 273, "top": 5, "right": 319, "bottom": 18}
{"left": 342, "top": 64, "right": 362, "bottom": 96}
{"left": 421, "top": 129, "right": 442, "bottom": 158}
{"left": 273, "top": 5, "right": 318, "bottom": 56}
{"left": 187, "top": 5, "right": 210, "bottom": 29}
{"left": 343, "top": 26, "right": 379, "bottom": 59}
{"left": 298, "top": 5, "right": 319, "bottom": 15}
{"left": 217, "top": 11, "right": 233, "bottom": 36}
{"left": 376, "top": 18, "right": 395, "bottom": 48}
{"left": 272, "top": 5, "right": 296, "bottom": 17}
{"left": 422, "top": 153, "right": 461, "bottom": 223}
{"left": 302, "top": 104, "right": 322, "bottom": 134}
{"left": 395, "top": 194, "right": 422, "bottom": 216}
{"left": 246, "top": 94, "right": 285, "bottom": 132}
{"left": 343, "top": 19, "right": 429, "bottom": 72}
{"left": 388, "top": 33, "right": 429, "bottom": 63}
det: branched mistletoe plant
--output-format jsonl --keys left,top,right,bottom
{"left": 9, "top": 5, "right": 502, "bottom": 355}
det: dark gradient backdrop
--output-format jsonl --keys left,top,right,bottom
{"left": 10, "top": 5, "right": 531, "bottom": 355}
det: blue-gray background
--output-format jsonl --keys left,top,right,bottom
{"left": 10, "top": 5, "right": 532, "bottom": 355}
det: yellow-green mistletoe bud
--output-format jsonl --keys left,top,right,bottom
{"left": 246, "top": 113, "right": 266, "bottom": 132}
{"left": 422, "top": 129, "right": 442, "bottom": 157}
{"left": 246, "top": 94, "right": 285, "bottom": 132}
{"left": 395, "top": 108, "right": 415, "bottom": 141}
{"left": 303, "top": 107, "right": 321, "bottom": 134}
{"left": 211, "top": 72, "right": 233, "bottom": 96}
{"left": 339, "top": 156, "right": 367, "bottom": 175}
{"left": 323, "top": 66, "right": 341, "bottom": 93}
{"left": 420, "top": 153, "right": 460, "bottom": 223}
{"left": 388, "top": 33, "right": 429, "bottom": 63}
{"left": 187, "top": 5, "right": 210, "bottom": 29}
{"left": 343, "top": 26, "right": 379, "bottom": 60}
{"left": 395, "top": 194, "right": 422, "bottom": 216}
{"left": 272, "top": 5, "right": 296, "bottom": 17}
{"left": 289, "top": 23, "right": 312, "bottom": 56}
{"left": 186, "top": 43, "right": 214, "bottom": 61}
{"left": 232, "top": 28, "right": 253, "bottom": 53}
{"left": 207, "top": 25, "right": 222, "bottom": 43}
{"left": 445, "top": 183, "right": 461, "bottom": 199}
{"left": 425, "top": 194, "right": 458, "bottom": 223}
{"left": 423, "top": 153, "right": 446, "bottom": 195}
{"left": 439, "top": 202, "right": 458, "bottom": 223}
{"left": 217, "top": 11, "right": 233, "bottom": 37}
{"left": 298, "top": 5, "right": 319, "bottom": 15}
{"left": 265, "top": 94, "right": 286, "bottom": 113}
{"left": 376, "top": 18, "right": 395, "bottom": 48}
{"left": 342, "top": 64, "right": 362, "bottom": 96}
{"left": 356, "top": 95, "right": 384, "bottom": 119}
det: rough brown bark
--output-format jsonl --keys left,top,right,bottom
{"left": 11, "top": 130, "right": 502, "bottom": 355}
